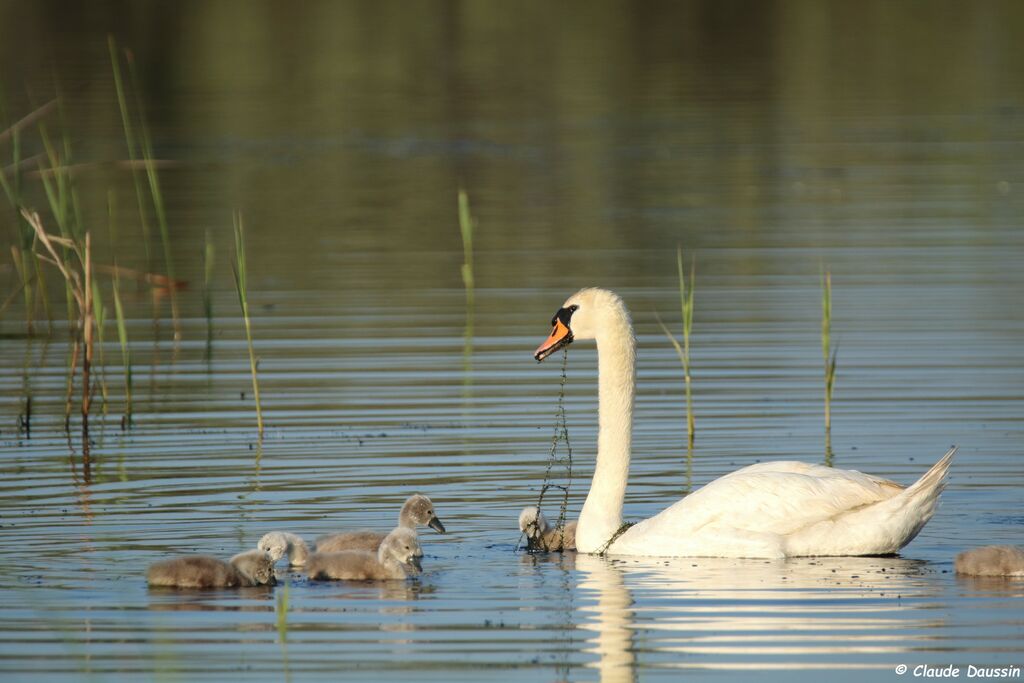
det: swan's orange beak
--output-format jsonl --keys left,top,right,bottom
{"left": 534, "top": 319, "right": 573, "bottom": 362}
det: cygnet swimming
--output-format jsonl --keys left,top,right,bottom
{"left": 147, "top": 549, "right": 276, "bottom": 588}
{"left": 258, "top": 531, "right": 311, "bottom": 567}
{"left": 519, "top": 506, "right": 577, "bottom": 552}
{"left": 306, "top": 527, "right": 423, "bottom": 581}
{"left": 955, "top": 545, "right": 1024, "bottom": 577}
{"left": 316, "top": 494, "right": 445, "bottom": 553}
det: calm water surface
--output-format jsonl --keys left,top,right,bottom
{"left": 1, "top": 2, "right": 1023, "bottom": 680}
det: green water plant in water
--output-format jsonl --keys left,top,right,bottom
{"left": 109, "top": 36, "right": 180, "bottom": 339}
{"left": 657, "top": 245, "right": 696, "bottom": 446}
{"left": 0, "top": 97, "right": 59, "bottom": 334}
{"left": 203, "top": 228, "right": 215, "bottom": 353}
{"left": 108, "top": 190, "right": 132, "bottom": 428}
{"left": 821, "top": 268, "right": 838, "bottom": 465}
{"left": 457, "top": 188, "right": 475, "bottom": 342}
{"left": 232, "top": 211, "right": 263, "bottom": 438}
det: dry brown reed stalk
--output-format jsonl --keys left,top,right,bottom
{"left": 23, "top": 209, "right": 97, "bottom": 433}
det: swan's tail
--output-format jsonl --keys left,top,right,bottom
{"left": 902, "top": 446, "right": 956, "bottom": 505}
{"left": 875, "top": 446, "right": 956, "bottom": 552}
{"left": 785, "top": 446, "right": 956, "bottom": 556}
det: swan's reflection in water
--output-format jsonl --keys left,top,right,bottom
{"left": 575, "top": 553, "right": 942, "bottom": 676}
{"left": 575, "top": 554, "right": 636, "bottom": 683}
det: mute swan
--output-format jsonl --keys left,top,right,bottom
{"left": 533, "top": 287, "right": 955, "bottom": 558}
{"left": 519, "top": 506, "right": 577, "bottom": 551}
{"left": 315, "top": 494, "right": 445, "bottom": 553}
{"left": 955, "top": 546, "right": 1024, "bottom": 577}
{"left": 147, "top": 549, "right": 276, "bottom": 588}
{"left": 306, "top": 527, "right": 423, "bottom": 581}
{"left": 258, "top": 531, "right": 310, "bottom": 567}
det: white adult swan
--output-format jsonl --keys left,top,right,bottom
{"left": 533, "top": 287, "right": 954, "bottom": 558}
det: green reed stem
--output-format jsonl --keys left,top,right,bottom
{"left": 657, "top": 245, "right": 696, "bottom": 446}
{"left": 37, "top": 121, "right": 78, "bottom": 329}
{"left": 276, "top": 582, "right": 292, "bottom": 683}
{"left": 108, "top": 35, "right": 153, "bottom": 272}
{"left": 0, "top": 121, "right": 35, "bottom": 334}
{"left": 126, "top": 52, "right": 180, "bottom": 340}
{"left": 91, "top": 274, "right": 109, "bottom": 415}
{"left": 821, "top": 269, "right": 837, "bottom": 437}
{"left": 457, "top": 188, "right": 475, "bottom": 337}
{"left": 108, "top": 190, "right": 132, "bottom": 427}
{"left": 232, "top": 211, "right": 263, "bottom": 438}
{"left": 203, "top": 228, "right": 215, "bottom": 350}
{"left": 276, "top": 582, "right": 289, "bottom": 642}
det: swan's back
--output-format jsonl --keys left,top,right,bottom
{"left": 955, "top": 546, "right": 1024, "bottom": 576}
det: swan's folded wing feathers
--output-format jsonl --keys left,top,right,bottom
{"left": 637, "top": 464, "right": 902, "bottom": 538}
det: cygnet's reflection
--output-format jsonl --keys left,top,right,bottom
{"left": 574, "top": 552, "right": 940, "bottom": 677}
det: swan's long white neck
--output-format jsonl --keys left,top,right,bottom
{"left": 576, "top": 306, "right": 635, "bottom": 553}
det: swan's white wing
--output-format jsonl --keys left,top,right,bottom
{"left": 622, "top": 461, "right": 904, "bottom": 543}
{"left": 719, "top": 460, "right": 905, "bottom": 492}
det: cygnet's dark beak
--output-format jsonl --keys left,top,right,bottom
{"left": 408, "top": 554, "right": 423, "bottom": 574}
{"left": 428, "top": 516, "right": 446, "bottom": 534}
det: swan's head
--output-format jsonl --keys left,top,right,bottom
{"left": 534, "top": 288, "right": 631, "bottom": 361}
{"left": 257, "top": 531, "right": 292, "bottom": 563}
{"left": 401, "top": 494, "right": 446, "bottom": 533}
{"left": 381, "top": 527, "right": 424, "bottom": 576}
{"left": 518, "top": 506, "right": 549, "bottom": 538}
{"left": 231, "top": 549, "right": 277, "bottom": 586}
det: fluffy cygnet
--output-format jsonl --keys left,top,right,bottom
{"left": 258, "top": 531, "right": 311, "bottom": 567}
{"left": 316, "top": 494, "right": 445, "bottom": 553}
{"left": 306, "top": 527, "right": 423, "bottom": 581}
{"left": 519, "top": 506, "right": 577, "bottom": 552}
{"left": 955, "top": 545, "right": 1024, "bottom": 577}
{"left": 147, "top": 549, "right": 276, "bottom": 588}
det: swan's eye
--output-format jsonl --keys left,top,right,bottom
{"left": 569, "top": 305, "right": 579, "bottom": 312}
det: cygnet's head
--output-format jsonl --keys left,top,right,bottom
{"left": 232, "top": 549, "right": 277, "bottom": 585}
{"left": 402, "top": 494, "right": 445, "bottom": 533}
{"left": 534, "top": 288, "right": 631, "bottom": 362}
{"left": 518, "top": 506, "right": 549, "bottom": 539}
{"left": 380, "top": 527, "right": 424, "bottom": 576}
{"left": 257, "top": 532, "right": 291, "bottom": 563}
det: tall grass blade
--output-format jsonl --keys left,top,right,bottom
{"left": 108, "top": 36, "right": 153, "bottom": 271}
{"left": 232, "top": 211, "right": 263, "bottom": 438}
{"left": 821, "top": 268, "right": 838, "bottom": 450}
{"left": 108, "top": 189, "right": 132, "bottom": 428}
{"left": 203, "top": 228, "right": 215, "bottom": 353}
{"left": 457, "top": 188, "right": 475, "bottom": 338}
{"left": 658, "top": 246, "right": 697, "bottom": 449}
{"left": 457, "top": 189, "right": 475, "bottom": 311}
{"left": 126, "top": 50, "right": 180, "bottom": 340}
{"left": 0, "top": 120, "right": 36, "bottom": 335}
{"left": 112, "top": 273, "right": 131, "bottom": 428}
{"left": 276, "top": 582, "right": 292, "bottom": 683}
{"left": 37, "top": 121, "right": 79, "bottom": 329}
